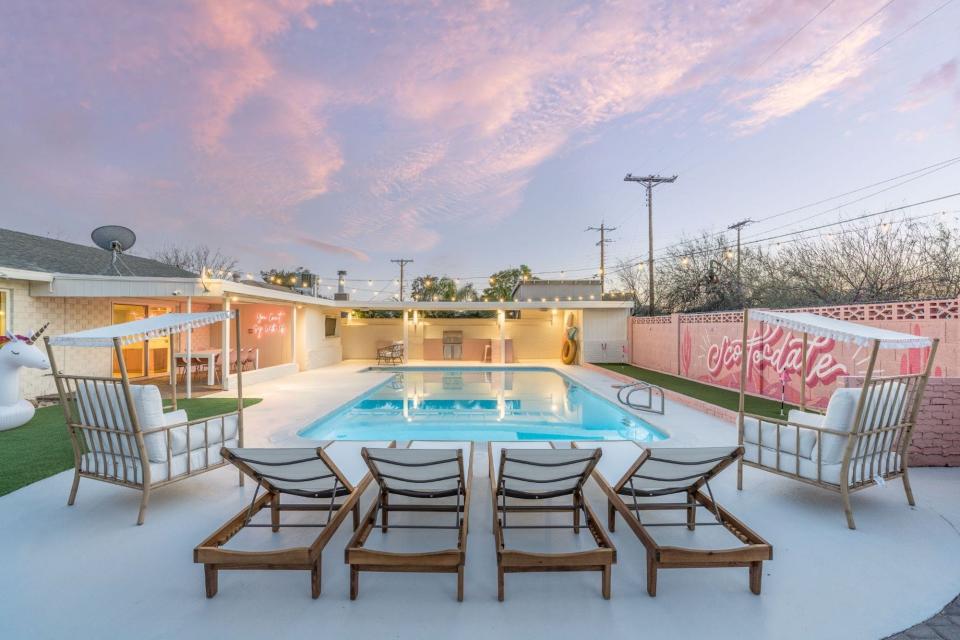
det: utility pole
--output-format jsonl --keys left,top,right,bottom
{"left": 727, "top": 219, "right": 751, "bottom": 307}
{"left": 624, "top": 173, "right": 677, "bottom": 315}
{"left": 391, "top": 258, "right": 414, "bottom": 302}
{"left": 586, "top": 223, "right": 617, "bottom": 296}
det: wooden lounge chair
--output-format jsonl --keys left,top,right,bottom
{"left": 347, "top": 441, "right": 472, "bottom": 601}
{"left": 489, "top": 441, "right": 615, "bottom": 601}
{"left": 575, "top": 441, "right": 771, "bottom": 597}
{"left": 194, "top": 440, "right": 391, "bottom": 598}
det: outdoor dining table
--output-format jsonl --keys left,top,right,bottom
{"left": 173, "top": 349, "right": 220, "bottom": 386}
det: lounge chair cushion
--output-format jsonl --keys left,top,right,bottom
{"left": 495, "top": 447, "right": 597, "bottom": 498}
{"left": 743, "top": 416, "right": 817, "bottom": 459}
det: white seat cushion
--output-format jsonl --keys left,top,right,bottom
{"left": 744, "top": 443, "right": 901, "bottom": 486}
{"left": 80, "top": 437, "right": 238, "bottom": 485}
{"left": 166, "top": 413, "right": 239, "bottom": 459}
{"left": 743, "top": 416, "right": 817, "bottom": 459}
{"left": 817, "top": 388, "right": 861, "bottom": 464}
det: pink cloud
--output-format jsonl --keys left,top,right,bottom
{"left": 297, "top": 236, "right": 370, "bottom": 261}
{"left": 897, "top": 58, "right": 958, "bottom": 112}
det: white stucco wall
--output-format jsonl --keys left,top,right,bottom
{"left": 295, "top": 307, "right": 342, "bottom": 369}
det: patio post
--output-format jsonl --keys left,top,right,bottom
{"left": 221, "top": 296, "right": 230, "bottom": 390}
{"left": 498, "top": 309, "right": 506, "bottom": 363}
{"left": 737, "top": 308, "right": 750, "bottom": 491}
{"left": 800, "top": 332, "right": 808, "bottom": 411}
{"left": 186, "top": 296, "right": 192, "bottom": 399}
{"left": 168, "top": 336, "right": 177, "bottom": 411}
{"left": 402, "top": 309, "right": 409, "bottom": 364}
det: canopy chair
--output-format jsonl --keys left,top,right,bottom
{"left": 45, "top": 311, "right": 245, "bottom": 525}
{"left": 736, "top": 309, "right": 939, "bottom": 529}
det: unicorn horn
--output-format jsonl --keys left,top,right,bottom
{"left": 28, "top": 323, "right": 50, "bottom": 344}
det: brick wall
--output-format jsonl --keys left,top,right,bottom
{"left": 842, "top": 375, "right": 960, "bottom": 467}
{"left": 1, "top": 279, "right": 112, "bottom": 399}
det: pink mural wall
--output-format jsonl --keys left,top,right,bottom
{"left": 630, "top": 299, "right": 958, "bottom": 409}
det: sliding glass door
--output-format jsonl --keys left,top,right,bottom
{"left": 111, "top": 303, "right": 174, "bottom": 378}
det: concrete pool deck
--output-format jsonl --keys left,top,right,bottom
{"left": 2, "top": 361, "right": 959, "bottom": 640}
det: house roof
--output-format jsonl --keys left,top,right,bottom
{"left": 0, "top": 228, "right": 196, "bottom": 278}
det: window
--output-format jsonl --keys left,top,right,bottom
{"left": 0, "top": 290, "right": 8, "bottom": 336}
{"left": 325, "top": 316, "right": 337, "bottom": 337}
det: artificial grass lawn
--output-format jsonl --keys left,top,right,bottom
{"left": 0, "top": 397, "right": 262, "bottom": 497}
{"left": 594, "top": 363, "right": 795, "bottom": 421}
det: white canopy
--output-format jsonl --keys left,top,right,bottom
{"left": 49, "top": 312, "right": 234, "bottom": 348}
{"left": 749, "top": 310, "right": 932, "bottom": 349}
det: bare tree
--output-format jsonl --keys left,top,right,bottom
{"left": 152, "top": 244, "right": 238, "bottom": 276}
{"left": 637, "top": 217, "right": 960, "bottom": 314}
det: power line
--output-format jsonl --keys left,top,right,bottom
{"left": 746, "top": 0, "right": 839, "bottom": 75}
{"left": 868, "top": 0, "right": 955, "bottom": 56}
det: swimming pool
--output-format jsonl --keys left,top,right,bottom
{"left": 298, "top": 367, "right": 668, "bottom": 442}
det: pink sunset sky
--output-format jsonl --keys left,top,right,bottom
{"left": 1, "top": 0, "right": 958, "bottom": 297}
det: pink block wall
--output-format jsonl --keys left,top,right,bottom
{"left": 629, "top": 299, "right": 960, "bottom": 466}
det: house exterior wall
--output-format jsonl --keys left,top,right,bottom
{"left": 341, "top": 318, "right": 405, "bottom": 360}
{"left": 1, "top": 278, "right": 112, "bottom": 400}
{"left": 295, "top": 306, "right": 341, "bottom": 369}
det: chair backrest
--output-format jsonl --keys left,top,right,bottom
{"left": 222, "top": 447, "right": 351, "bottom": 497}
{"left": 818, "top": 379, "right": 914, "bottom": 465}
{"left": 72, "top": 381, "right": 168, "bottom": 460}
{"left": 362, "top": 447, "right": 464, "bottom": 498}
{"left": 613, "top": 446, "right": 740, "bottom": 497}
{"left": 497, "top": 448, "right": 600, "bottom": 499}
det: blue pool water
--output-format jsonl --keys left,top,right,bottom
{"left": 298, "top": 367, "right": 668, "bottom": 442}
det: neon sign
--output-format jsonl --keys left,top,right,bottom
{"left": 253, "top": 311, "right": 287, "bottom": 339}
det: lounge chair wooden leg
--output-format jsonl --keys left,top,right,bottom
{"left": 271, "top": 492, "right": 281, "bottom": 532}
{"left": 749, "top": 561, "right": 762, "bottom": 595}
{"left": 737, "top": 458, "right": 743, "bottom": 491}
{"left": 573, "top": 492, "right": 581, "bottom": 534}
{"left": 686, "top": 490, "right": 696, "bottom": 531}
{"left": 457, "top": 566, "right": 465, "bottom": 602}
{"left": 381, "top": 491, "right": 389, "bottom": 533}
{"left": 607, "top": 500, "right": 616, "bottom": 532}
{"left": 67, "top": 470, "right": 80, "bottom": 506}
{"left": 646, "top": 555, "right": 657, "bottom": 597}
{"left": 350, "top": 566, "right": 359, "bottom": 600}
{"left": 841, "top": 483, "right": 856, "bottom": 530}
{"left": 311, "top": 559, "right": 321, "bottom": 599}
{"left": 902, "top": 469, "right": 916, "bottom": 506}
{"left": 204, "top": 565, "right": 218, "bottom": 598}
{"left": 136, "top": 486, "right": 151, "bottom": 526}
{"left": 352, "top": 503, "right": 360, "bottom": 530}
{"left": 602, "top": 565, "right": 611, "bottom": 600}
{"left": 497, "top": 566, "right": 505, "bottom": 602}
{"left": 238, "top": 468, "right": 244, "bottom": 487}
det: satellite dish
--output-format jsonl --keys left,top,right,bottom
{"left": 91, "top": 225, "right": 137, "bottom": 253}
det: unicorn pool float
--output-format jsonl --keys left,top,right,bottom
{"left": 0, "top": 324, "right": 50, "bottom": 431}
